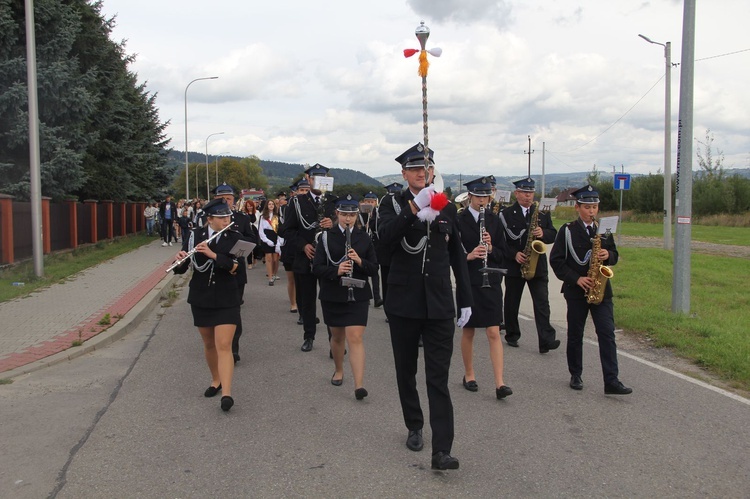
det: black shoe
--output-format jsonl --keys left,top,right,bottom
{"left": 506, "top": 339, "right": 519, "bottom": 347}
{"left": 268, "top": 280, "right": 274, "bottom": 286}
{"left": 233, "top": 352, "right": 240, "bottom": 364}
{"left": 406, "top": 429, "right": 423, "bottom": 451}
{"left": 431, "top": 452, "right": 459, "bottom": 470}
{"left": 297, "top": 316, "right": 304, "bottom": 325}
{"left": 604, "top": 380, "right": 633, "bottom": 395}
{"left": 496, "top": 385, "right": 513, "bottom": 399}
{"left": 315, "top": 317, "right": 320, "bottom": 324}
{"left": 301, "top": 338, "right": 314, "bottom": 352}
{"left": 331, "top": 373, "right": 343, "bottom": 386}
{"left": 373, "top": 298, "right": 383, "bottom": 308}
{"left": 570, "top": 375, "right": 583, "bottom": 390}
{"left": 204, "top": 384, "right": 221, "bottom": 397}
{"left": 220, "top": 395, "right": 234, "bottom": 412}
{"left": 539, "top": 339, "right": 561, "bottom": 354}
{"left": 462, "top": 376, "right": 478, "bottom": 392}
{"left": 290, "top": 308, "right": 298, "bottom": 313}
{"left": 355, "top": 387, "right": 368, "bottom": 400}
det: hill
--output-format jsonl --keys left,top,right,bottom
{"left": 166, "top": 150, "right": 383, "bottom": 191}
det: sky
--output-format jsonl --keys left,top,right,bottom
{"left": 99, "top": 0, "right": 750, "bottom": 180}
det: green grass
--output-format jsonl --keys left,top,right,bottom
{"left": 551, "top": 214, "right": 750, "bottom": 246}
{"left": 615, "top": 247, "right": 750, "bottom": 390}
{"left": 0, "top": 235, "right": 155, "bottom": 303}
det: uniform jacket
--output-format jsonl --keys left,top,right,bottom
{"left": 377, "top": 189, "right": 473, "bottom": 320}
{"left": 456, "top": 207, "right": 505, "bottom": 287}
{"left": 373, "top": 193, "right": 399, "bottom": 267}
{"left": 549, "top": 218, "right": 619, "bottom": 301}
{"left": 197, "top": 208, "right": 257, "bottom": 285}
{"left": 499, "top": 202, "right": 557, "bottom": 278}
{"left": 278, "top": 192, "right": 335, "bottom": 274}
{"left": 173, "top": 226, "right": 243, "bottom": 308}
{"left": 312, "top": 226, "right": 378, "bottom": 303}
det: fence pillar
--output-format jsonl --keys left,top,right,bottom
{"left": 0, "top": 194, "right": 14, "bottom": 264}
{"left": 130, "top": 203, "right": 137, "bottom": 234}
{"left": 102, "top": 200, "right": 114, "bottom": 239}
{"left": 42, "top": 196, "right": 51, "bottom": 254}
{"left": 84, "top": 200, "right": 98, "bottom": 243}
{"left": 66, "top": 200, "right": 78, "bottom": 249}
{"left": 118, "top": 202, "right": 126, "bottom": 236}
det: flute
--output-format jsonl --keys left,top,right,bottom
{"left": 166, "top": 223, "right": 232, "bottom": 273}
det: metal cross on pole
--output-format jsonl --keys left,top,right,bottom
{"left": 524, "top": 135, "right": 534, "bottom": 178}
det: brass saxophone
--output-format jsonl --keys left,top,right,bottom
{"left": 520, "top": 201, "right": 547, "bottom": 280}
{"left": 585, "top": 220, "right": 614, "bottom": 305}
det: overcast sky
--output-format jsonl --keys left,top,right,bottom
{"left": 99, "top": 0, "right": 749, "bottom": 180}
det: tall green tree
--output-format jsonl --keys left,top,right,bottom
{"left": 0, "top": 0, "right": 170, "bottom": 201}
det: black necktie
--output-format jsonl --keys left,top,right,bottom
{"left": 587, "top": 225, "right": 595, "bottom": 238}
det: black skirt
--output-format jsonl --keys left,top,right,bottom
{"left": 321, "top": 299, "right": 369, "bottom": 327}
{"left": 191, "top": 305, "right": 241, "bottom": 328}
{"left": 465, "top": 284, "right": 503, "bottom": 328}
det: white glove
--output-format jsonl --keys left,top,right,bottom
{"left": 456, "top": 307, "right": 472, "bottom": 328}
{"left": 412, "top": 186, "right": 435, "bottom": 210}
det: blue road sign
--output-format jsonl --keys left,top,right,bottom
{"left": 614, "top": 173, "right": 631, "bottom": 190}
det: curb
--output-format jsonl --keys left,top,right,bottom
{"left": 0, "top": 271, "right": 186, "bottom": 380}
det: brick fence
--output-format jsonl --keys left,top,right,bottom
{"left": 0, "top": 194, "right": 147, "bottom": 264}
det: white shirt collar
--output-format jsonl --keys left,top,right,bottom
{"left": 467, "top": 205, "right": 481, "bottom": 222}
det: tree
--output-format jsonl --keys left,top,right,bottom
{"left": 0, "top": 0, "right": 171, "bottom": 201}
{"left": 696, "top": 129, "right": 725, "bottom": 180}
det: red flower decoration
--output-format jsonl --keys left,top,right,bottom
{"left": 430, "top": 192, "right": 449, "bottom": 211}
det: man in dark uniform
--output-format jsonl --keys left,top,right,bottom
{"left": 212, "top": 183, "right": 258, "bottom": 363}
{"left": 377, "top": 143, "right": 472, "bottom": 471}
{"left": 374, "top": 182, "right": 402, "bottom": 307}
{"left": 159, "top": 195, "right": 177, "bottom": 246}
{"left": 549, "top": 185, "right": 632, "bottom": 395}
{"left": 499, "top": 177, "right": 560, "bottom": 353}
{"left": 359, "top": 191, "right": 382, "bottom": 307}
{"left": 278, "top": 165, "right": 335, "bottom": 352}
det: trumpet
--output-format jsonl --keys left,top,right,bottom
{"left": 166, "top": 223, "right": 233, "bottom": 273}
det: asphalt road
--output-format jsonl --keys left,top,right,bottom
{"left": 2, "top": 271, "right": 749, "bottom": 498}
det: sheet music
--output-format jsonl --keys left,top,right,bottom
{"left": 598, "top": 216, "right": 618, "bottom": 235}
{"left": 229, "top": 240, "right": 256, "bottom": 258}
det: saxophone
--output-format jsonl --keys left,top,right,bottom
{"left": 520, "top": 201, "right": 547, "bottom": 280}
{"left": 585, "top": 220, "right": 614, "bottom": 305}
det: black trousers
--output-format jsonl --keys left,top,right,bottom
{"left": 294, "top": 272, "right": 319, "bottom": 340}
{"left": 387, "top": 313, "right": 455, "bottom": 455}
{"left": 565, "top": 297, "right": 619, "bottom": 385}
{"left": 232, "top": 283, "right": 245, "bottom": 355}
{"left": 503, "top": 275, "right": 556, "bottom": 347}
{"left": 371, "top": 271, "right": 381, "bottom": 302}
{"left": 161, "top": 219, "right": 175, "bottom": 243}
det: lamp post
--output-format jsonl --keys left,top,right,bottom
{"left": 184, "top": 76, "right": 218, "bottom": 200}
{"left": 205, "top": 132, "right": 225, "bottom": 199}
{"left": 639, "top": 34, "right": 672, "bottom": 250}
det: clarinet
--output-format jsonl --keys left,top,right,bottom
{"left": 477, "top": 205, "right": 507, "bottom": 285}
{"left": 345, "top": 224, "right": 355, "bottom": 302}
{"left": 339, "top": 223, "right": 366, "bottom": 298}
{"left": 479, "top": 206, "right": 491, "bottom": 288}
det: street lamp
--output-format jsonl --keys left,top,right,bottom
{"left": 639, "top": 34, "right": 672, "bottom": 250}
{"left": 184, "top": 76, "right": 218, "bottom": 200}
{"left": 205, "top": 132, "right": 225, "bottom": 199}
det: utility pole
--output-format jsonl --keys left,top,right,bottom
{"left": 524, "top": 135, "right": 534, "bottom": 178}
{"left": 672, "top": 0, "right": 696, "bottom": 314}
{"left": 541, "top": 142, "right": 546, "bottom": 197}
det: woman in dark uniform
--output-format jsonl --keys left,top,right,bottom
{"left": 172, "top": 198, "right": 242, "bottom": 412}
{"left": 312, "top": 195, "right": 379, "bottom": 400}
{"left": 456, "top": 177, "right": 513, "bottom": 400}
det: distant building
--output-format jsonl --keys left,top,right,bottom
{"left": 241, "top": 188, "right": 264, "bottom": 201}
{"left": 556, "top": 188, "right": 578, "bottom": 207}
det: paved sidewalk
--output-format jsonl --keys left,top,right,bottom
{"left": 0, "top": 239, "right": 181, "bottom": 377}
